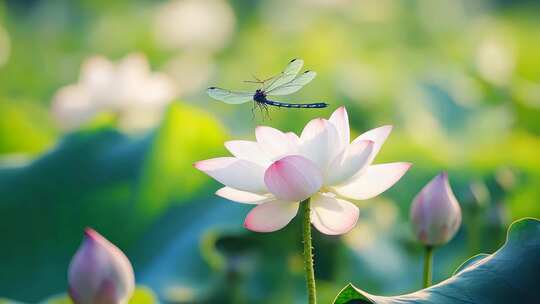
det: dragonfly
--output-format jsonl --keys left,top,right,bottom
{"left": 207, "top": 59, "right": 328, "bottom": 114}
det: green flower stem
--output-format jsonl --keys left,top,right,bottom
{"left": 302, "top": 198, "right": 317, "bottom": 304}
{"left": 423, "top": 245, "right": 434, "bottom": 288}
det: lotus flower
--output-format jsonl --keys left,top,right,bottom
{"left": 68, "top": 228, "right": 135, "bottom": 304}
{"left": 195, "top": 107, "right": 411, "bottom": 235}
{"left": 410, "top": 172, "right": 462, "bottom": 246}
{"left": 154, "top": 0, "right": 235, "bottom": 51}
{"left": 52, "top": 53, "right": 176, "bottom": 131}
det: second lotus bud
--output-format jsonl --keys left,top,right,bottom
{"left": 410, "top": 172, "right": 462, "bottom": 246}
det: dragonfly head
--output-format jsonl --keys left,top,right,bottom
{"left": 253, "top": 89, "right": 267, "bottom": 102}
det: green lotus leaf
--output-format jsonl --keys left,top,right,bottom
{"left": 333, "top": 218, "right": 540, "bottom": 304}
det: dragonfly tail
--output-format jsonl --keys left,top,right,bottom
{"left": 263, "top": 100, "right": 328, "bottom": 108}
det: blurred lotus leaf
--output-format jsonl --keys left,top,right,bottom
{"left": 0, "top": 102, "right": 226, "bottom": 301}
{"left": 451, "top": 253, "right": 490, "bottom": 276}
{"left": 333, "top": 217, "right": 540, "bottom": 304}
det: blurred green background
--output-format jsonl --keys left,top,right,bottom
{"left": 0, "top": 0, "right": 539, "bottom": 303}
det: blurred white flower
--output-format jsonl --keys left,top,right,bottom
{"left": 410, "top": 172, "right": 462, "bottom": 246}
{"left": 69, "top": 228, "right": 135, "bottom": 304}
{"left": 195, "top": 107, "right": 411, "bottom": 235}
{"left": 417, "top": 0, "right": 466, "bottom": 33}
{"left": 475, "top": 37, "right": 515, "bottom": 86}
{"left": 0, "top": 24, "right": 11, "bottom": 67}
{"left": 52, "top": 53, "right": 176, "bottom": 131}
{"left": 164, "top": 52, "right": 214, "bottom": 97}
{"left": 298, "top": 0, "right": 349, "bottom": 8}
{"left": 154, "top": 0, "right": 235, "bottom": 51}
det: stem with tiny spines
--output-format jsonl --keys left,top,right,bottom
{"left": 302, "top": 198, "right": 317, "bottom": 304}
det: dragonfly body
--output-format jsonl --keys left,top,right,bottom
{"left": 253, "top": 89, "right": 327, "bottom": 109}
{"left": 207, "top": 59, "right": 328, "bottom": 113}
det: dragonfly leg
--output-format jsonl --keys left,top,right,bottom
{"left": 263, "top": 103, "right": 271, "bottom": 120}
{"left": 251, "top": 101, "right": 257, "bottom": 120}
{"left": 254, "top": 101, "right": 266, "bottom": 120}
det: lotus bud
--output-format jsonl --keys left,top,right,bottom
{"left": 410, "top": 172, "right": 462, "bottom": 246}
{"left": 68, "top": 228, "right": 135, "bottom": 304}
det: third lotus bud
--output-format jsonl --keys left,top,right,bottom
{"left": 410, "top": 172, "right": 462, "bottom": 247}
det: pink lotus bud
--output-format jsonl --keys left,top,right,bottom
{"left": 68, "top": 228, "right": 135, "bottom": 304}
{"left": 410, "top": 172, "right": 462, "bottom": 246}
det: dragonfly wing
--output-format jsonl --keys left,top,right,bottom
{"left": 207, "top": 87, "right": 253, "bottom": 104}
{"left": 266, "top": 71, "right": 316, "bottom": 96}
{"left": 264, "top": 59, "right": 304, "bottom": 92}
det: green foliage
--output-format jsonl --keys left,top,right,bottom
{"left": 0, "top": 103, "right": 226, "bottom": 301}
{"left": 451, "top": 253, "right": 490, "bottom": 276}
{"left": 0, "top": 100, "right": 55, "bottom": 154}
{"left": 39, "top": 286, "right": 157, "bottom": 304}
{"left": 136, "top": 199, "right": 308, "bottom": 304}
{"left": 1, "top": 0, "right": 540, "bottom": 302}
{"left": 137, "top": 103, "right": 227, "bottom": 217}
{"left": 333, "top": 218, "right": 540, "bottom": 304}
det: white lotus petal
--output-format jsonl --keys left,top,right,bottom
{"left": 225, "top": 140, "right": 271, "bottom": 166}
{"left": 300, "top": 118, "right": 341, "bottom": 170}
{"left": 325, "top": 140, "right": 374, "bottom": 186}
{"left": 352, "top": 125, "right": 393, "bottom": 165}
{"left": 194, "top": 157, "right": 267, "bottom": 193}
{"left": 256, "top": 126, "right": 299, "bottom": 160}
{"left": 216, "top": 187, "right": 271, "bottom": 204}
{"left": 332, "top": 162, "right": 412, "bottom": 200}
{"left": 329, "top": 106, "right": 350, "bottom": 151}
{"left": 310, "top": 194, "right": 359, "bottom": 235}
{"left": 286, "top": 132, "right": 301, "bottom": 147}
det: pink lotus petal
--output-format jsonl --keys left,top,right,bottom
{"left": 68, "top": 228, "right": 134, "bottom": 304}
{"left": 310, "top": 194, "right": 359, "bottom": 235}
{"left": 325, "top": 140, "right": 374, "bottom": 186}
{"left": 410, "top": 172, "right": 462, "bottom": 246}
{"left": 332, "top": 162, "right": 411, "bottom": 200}
{"left": 224, "top": 140, "right": 270, "bottom": 166}
{"left": 300, "top": 118, "right": 341, "bottom": 170}
{"left": 329, "top": 106, "right": 350, "bottom": 151}
{"left": 216, "top": 187, "right": 271, "bottom": 204}
{"left": 352, "top": 125, "right": 393, "bottom": 165}
{"left": 256, "top": 126, "right": 299, "bottom": 160}
{"left": 264, "top": 155, "right": 323, "bottom": 202}
{"left": 244, "top": 200, "right": 300, "bottom": 232}
{"left": 194, "top": 157, "right": 267, "bottom": 193}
